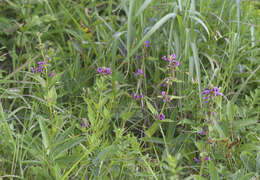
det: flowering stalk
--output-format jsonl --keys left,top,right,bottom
{"left": 158, "top": 53, "right": 180, "bottom": 120}
{"left": 197, "top": 86, "right": 223, "bottom": 178}
{"left": 37, "top": 33, "right": 55, "bottom": 141}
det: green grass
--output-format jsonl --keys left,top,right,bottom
{"left": 0, "top": 0, "right": 260, "bottom": 179}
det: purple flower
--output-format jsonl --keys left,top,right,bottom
{"left": 202, "top": 86, "right": 223, "bottom": 103}
{"left": 210, "top": 141, "right": 214, "bottom": 147}
{"left": 194, "top": 157, "right": 201, "bottom": 163}
{"left": 159, "top": 113, "right": 165, "bottom": 120}
{"left": 203, "top": 95, "right": 210, "bottom": 100}
{"left": 145, "top": 40, "right": 149, "bottom": 47}
{"left": 156, "top": 113, "right": 165, "bottom": 120}
{"left": 37, "top": 65, "right": 44, "bottom": 72}
{"left": 38, "top": 61, "right": 45, "bottom": 65}
{"left": 48, "top": 72, "right": 56, "bottom": 77}
{"left": 104, "top": 67, "right": 112, "bottom": 75}
{"left": 200, "top": 130, "right": 206, "bottom": 135}
{"left": 97, "top": 67, "right": 111, "bottom": 76}
{"left": 202, "top": 89, "right": 211, "bottom": 95}
{"left": 161, "top": 53, "right": 179, "bottom": 68}
{"left": 212, "top": 87, "right": 223, "bottom": 96}
{"left": 97, "top": 68, "right": 104, "bottom": 74}
{"left": 161, "top": 91, "right": 166, "bottom": 97}
{"left": 131, "top": 92, "right": 136, "bottom": 99}
{"left": 162, "top": 56, "right": 168, "bottom": 61}
{"left": 136, "top": 55, "right": 141, "bottom": 60}
{"left": 174, "top": 61, "right": 180, "bottom": 67}
{"left": 131, "top": 93, "right": 143, "bottom": 100}
{"left": 31, "top": 67, "right": 36, "bottom": 73}
{"left": 170, "top": 54, "right": 176, "bottom": 59}
{"left": 205, "top": 156, "right": 210, "bottom": 161}
{"left": 31, "top": 61, "right": 47, "bottom": 74}
{"left": 135, "top": 69, "right": 144, "bottom": 77}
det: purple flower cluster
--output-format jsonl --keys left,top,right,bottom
{"left": 144, "top": 40, "right": 150, "bottom": 48}
{"left": 135, "top": 69, "right": 145, "bottom": 77}
{"left": 97, "top": 67, "right": 112, "bottom": 76}
{"left": 194, "top": 156, "right": 210, "bottom": 163}
{"left": 162, "top": 54, "right": 180, "bottom": 68}
{"left": 193, "top": 157, "right": 201, "bottom": 163}
{"left": 136, "top": 55, "right": 142, "bottom": 60}
{"left": 31, "top": 61, "right": 47, "bottom": 73}
{"left": 199, "top": 130, "right": 206, "bottom": 135}
{"left": 48, "top": 72, "right": 56, "bottom": 77}
{"left": 156, "top": 113, "right": 165, "bottom": 120}
{"left": 202, "top": 87, "right": 223, "bottom": 103}
{"left": 161, "top": 91, "right": 168, "bottom": 103}
{"left": 131, "top": 92, "right": 143, "bottom": 100}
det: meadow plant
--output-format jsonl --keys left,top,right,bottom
{"left": 0, "top": 0, "right": 259, "bottom": 179}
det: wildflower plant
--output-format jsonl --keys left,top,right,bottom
{"left": 158, "top": 53, "right": 180, "bottom": 119}
{"left": 194, "top": 85, "right": 224, "bottom": 178}
{"left": 1, "top": 1, "right": 259, "bottom": 179}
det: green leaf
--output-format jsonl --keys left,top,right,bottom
{"left": 145, "top": 121, "right": 160, "bottom": 138}
{"left": 237, "top": 173, "right": 257, "bottom": 180}
{"left": 93, "top": 145, "right": 118, "bottom": 164}
{"left": 87, "top": 100, "right": 96, "bottom": 125}
{"left": 256, "top": 151, "right": 260, "bottom": 172}
{"left": 213, "top": 119, "right": 226, "bottom": 138}
{"left": 227, "top": 101, "right": 235, "bottom": 122}
{"left": 47, "top": 86, "right": 57, "bottom": 105}
{"left": 40, "top": 14, "right": 57, "bottom": 23}
{"left": 145, "top": 99, "right": 157, "bottom": 115}
{"left": 195, "top": 140, "right": 204, "bottom": 152}
{"left": 191, "top": 42, "right": 201, "bottom": 106}
{"left": 30, "top": 74, "right": 46, "bottom": 88}
{"left": 55, "top": 124, "right": 75, "bottom": 142}
{"left": 238, "top": 143, "right": 260, "bottom": 152}
{"left": 240, "top": 151, "right": 254, "bottom": 172}
{"left": 135, "top": 0, "right": 152, "bottom": 19}
{"left": 37, "top": 116, "right": 50, "bottom": 154}
{"left": 233, "top": 118, "right": 258, "bottom": 130}
{"left": 52, "top": 136, "right": 85, "bottom": 158}
{"left": 0, "top": 101, "right": 5, "bottom": 121}
{"left": 209, "top": 161, "right": 219, "bottom": 180}
{"left": 119, "top": 13, "right": 177, "bottom": 69}
{"left": 170, "top": 95, "right": 185, "bottom": 99}
{"left": 55, "top": 154, "right": 81, "bottom": 168}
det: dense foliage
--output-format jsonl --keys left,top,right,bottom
{"left": 0, "top": 0, "right": 259, "bottom": 179}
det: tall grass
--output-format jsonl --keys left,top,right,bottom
{"left": 0, "top": 0, "right": 259, "bottom": 179}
